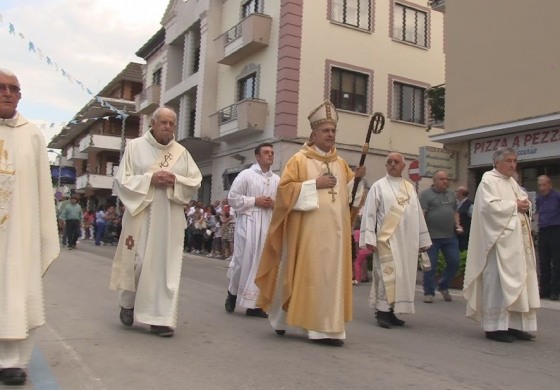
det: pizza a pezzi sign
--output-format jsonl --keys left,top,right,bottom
{"left": 469, "top": 127, "right": 560, "bottom": 167}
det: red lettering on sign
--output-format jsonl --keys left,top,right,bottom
{"left": 524, "top": 134, "right": 532, "bottom": 146}
{"left": 532, "top": 132, "right": 540, "bottom": 145}
{"left": 541, "top": 130, "right": 550, "bottom": 144}
{"left": 512, "top": 136, "right": 520, "bottom": 148}
{"left": 551, "top": 129, "right": 559, "bottom": 143}
{"left": 473, "top": 142, "right": 482, "bottom": 153}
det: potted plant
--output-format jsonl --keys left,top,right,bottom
{"left": 437, "top": 250, "right": 467, "bottom": 289}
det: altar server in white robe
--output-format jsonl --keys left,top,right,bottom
{"left": 360, "top": 152, "right": 431, "bottom": 329}
{"left": 464, "top": 147, "right": 540, "bottom": 343}
{"left": 0, "top": 68, "right": 60, "bottom": 386}
{"left": 110, "top": 107, "right": 202, "bottom": 337}
{"left": 225, "top": 143, "right": 279, "bottom": 317}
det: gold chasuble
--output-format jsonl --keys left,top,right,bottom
{"left": 256, "top": 143, "right": 354, "bottom": 333}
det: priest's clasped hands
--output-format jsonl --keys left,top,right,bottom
{"left": 516, "top": 198, "right": 530, "bottom": 213}
{"left": 151, "top": 170, "right": 176, "bottom": 187}
{"left": 255, "top": 196, "right": 274, "bottom": 209}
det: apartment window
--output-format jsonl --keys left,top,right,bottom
{"left": 392, "top": 3, "right": 428, "bottom": 47}
{"left": 330, "top": 67, "right": 368, "bottom": 113}
{"left": 393, "top": 82, "right": 426, "bottom": 124}
{"left": 242, "top": 0, "right": 261, "bottom": 18}
{"left": 238, "top": 73, "right": 257, "bottom": 101}
{"left": 193, "top": 45, "right": 201, "bottom": 74}
{"left": 331, "top": 0, "right": 372, "bottom": 30}
{"left": 152, "top": 68, "right": 162, "bottom": 85}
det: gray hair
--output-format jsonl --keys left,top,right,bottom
{"left": 492, "top": 147, "right": 517, "bottom": 166}
{"left": 151, "top": 106, "right": 177, "bottom": 121}
{"left": 386, "top": 152, "right": 404, "bottom": 163}
{"left": 0, "top": 68, "right": 17, "bottom": 78}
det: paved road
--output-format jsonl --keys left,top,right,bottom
{"left": 8, "top": 240, "right": 560, "bottom": 389}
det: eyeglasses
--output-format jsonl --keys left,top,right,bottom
{"left": 386, "top": 159, "right": 402, "bottom": 165}
{"left": 0, "top": 84, "right": 21, "bottom": 94}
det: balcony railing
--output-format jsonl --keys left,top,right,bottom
{"left": 135, "top": 84, "right": 161, "bottom": 115}
{"left": 216, "top": 13, "right": 272, "bottom": 66}
{"left": 75, "top": 168, "right": 119, "bottom": 191}
{"left": 429, "top": 0, "right": 446, "bottom": 12}
{"left": 66, "top": 145, "right": 88, "bottom": 160}
{"left": 210, "top": 99, "right": 267, "bottom": 141}
{"left": 78, "top": 134, "right": 126, "bottom": 154}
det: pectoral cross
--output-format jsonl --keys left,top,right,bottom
{"left": 328, "top": 188, "right": 337, "bottom": 202}
{"left": 323, "top": 162, "right": 337, "bottom": 202}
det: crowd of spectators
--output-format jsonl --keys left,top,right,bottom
{"left": 183, "top": 199, "right": 235, "bottom": 259}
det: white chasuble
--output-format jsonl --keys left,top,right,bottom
{"left": 110, "top": 131, "right": 201, "bottom": 328}
{"left": 463, "top": 169, "right": 539, "bottom": 331}
{"left": 0, "top": 115, "right": 60, "bottom": 339}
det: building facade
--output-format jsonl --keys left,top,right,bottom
{"left": 430, "top": 0, "right": 560, "bottom": 194}
{"left": 48, "top": 63, "right": 143, "bottom": 210}
{"left": 135, "top": 0, "right": 445, "bottom": 203}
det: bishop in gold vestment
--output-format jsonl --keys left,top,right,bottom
{"left": 256, "top": 101, "right": 364, "bottom": 346}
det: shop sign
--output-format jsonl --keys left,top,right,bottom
{"left": 470, "top": 128, "right": 560, "bottom": 166}
{"left": 418, "top": 146, "right": 458, "bottom": 179}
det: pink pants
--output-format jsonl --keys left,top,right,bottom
{"left": 354, "top": 248, "right": 371, "bottom": 282}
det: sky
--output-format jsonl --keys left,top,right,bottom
{"left": 1, "top": 0, "right": 169, "bottom": 143}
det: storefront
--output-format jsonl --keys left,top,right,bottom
{"left": 430, "top": 114, "right": 560, "bottom": 194}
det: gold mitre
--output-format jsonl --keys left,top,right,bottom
{"left": 307, "top": 100, "right": 338, "bottom": 130}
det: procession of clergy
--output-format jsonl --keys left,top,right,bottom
{"left": 219, "top": 100, "right": 539, "bottom": 346}
{"left": 2, "top": 66, "right": 541, "bottom": 387}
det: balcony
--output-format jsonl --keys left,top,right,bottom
{"left": 429, "top": 0, "right": 445, "bottom": 12}
{"left": 135, "top": 84, "right": 161, "bottom": 115}
{"left": 210, "top": 99, "right": 267, "bottom": 141}
{"left": 66, "top": 145, "right": 88, "bottom": 160}
{"left": 78, "top": 134, "right": 127, "bottom": 154}
{"left": 75, "top": 165, "right": 119, "bottom": 191}
{"left": 216, "top": 13, "right": 272, "bottom": 66}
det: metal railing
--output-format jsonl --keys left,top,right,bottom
{"left": 218, "top": 104, "right": 238, "bottom": 124}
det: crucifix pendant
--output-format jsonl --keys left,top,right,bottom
{"left": 328, "top": 188, "right": 337, "bottom": 202}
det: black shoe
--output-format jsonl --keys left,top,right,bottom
{"left": 120, "top": 307, "right": 134, "bottom": 327}
{"left": 150, "top": 325, "right": 174, "bottom": 337}
{"left": 225, "top": 291, "right": 237, "bottom": 313}
{"left": 550, "top": 293, "right": 559, "bottom": 301}
{"left": 246, "top": 308, "right": 268, "bottom": 318}
{"left": 375, "top": 310, "right": 392, "bottom": 329}
{"left": 275, "top": 329, "right": 286, "bottom": 336}
{"left": 312, "top": 338, "right": 344, "bottom": 347}
{"left": 485, "top": 331, "right": 514, "bottom": 342}
{"left": 388, "top": 309, "right": 405, "bottom": 326}
{"left": 0, "top": 368, "right": 27, "bottom": 385}
{"left": 507, "top": 328, "right": 536, "bottom": 341}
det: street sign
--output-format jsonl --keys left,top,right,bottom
{"left": 409, "top": 160, "right": 421, "bottom": 182}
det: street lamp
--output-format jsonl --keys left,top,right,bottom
{"left": 47, "top": 149, "right": 62, "bottom": 199}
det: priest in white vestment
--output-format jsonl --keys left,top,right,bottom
{"left": 225, "top": 143, "right": 280, "bottom": 317}
{"left": 110, "top": 107, "right": 201, "bottom": 337}
{"left": 360, "top": 152, "right": 431, "bottom": 328}
{"left": 255, "top": 100, "right": 365, "bottom": 347}
{"left": 464, "top": 147, "right": 540, "bottom": 342}
{"left": 0, "top": 69, "right": 60, "bottom": 386}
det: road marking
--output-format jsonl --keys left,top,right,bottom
{"left": 29, "top": 346, "right": 59, "bottom": 389}
{"left": 45, "top": 324, "right": 108, "bottom": 390}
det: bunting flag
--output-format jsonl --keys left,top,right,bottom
{"left": 1, "top": 13, "right": 130, "bottom": 121}
{"left": 34, "top": 114, "right": 120, "bottom": 131}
